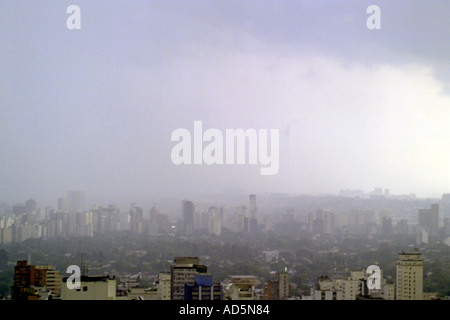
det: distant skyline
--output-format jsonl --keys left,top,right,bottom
{"left": 1, "top": 1, "right": 450, "bottom": 204}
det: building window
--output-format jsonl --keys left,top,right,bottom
{"left": 83, "top": 286, "right": 88, "bottom": 291}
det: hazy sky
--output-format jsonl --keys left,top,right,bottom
{"left": 1, "top": 0, "right": 449, "bottom": 205}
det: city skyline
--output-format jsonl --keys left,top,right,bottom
{"left": 2, "top": 190, "right": 450, "bottom": 300}
{"left": 1, "top": 1, "right": 450, "bottom": 204}
{"left": 1, "top": 186, "right": 449, "bottom": 213}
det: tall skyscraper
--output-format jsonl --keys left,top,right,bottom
{"left": 249, "top": 194, "right": 257, "bottom": 233}
{"left": 396, "top": 250, "right": 423, "bottom": 300}
{"left": 249, "top": 194, "right": 257, "bottom": 218}
{"left": 130, "top": 205, "right": 144, "bottom": 234}
{"left": 182, "top": 200, "right": 194, "bottom": 235}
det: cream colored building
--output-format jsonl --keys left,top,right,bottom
{"left": 396, "top": 251, "right": 423, "bottom": 300}
{"left": 158, "top": 272, "right": 171, "bottom": 300}
{"left": 278, "top": 272, "right": 289, "bottom": 300}
{"left": 314, "top": 289, "right": 344, "bottom": 300}
{"left": 37, "top": 266, "right": 62, "bottom": 299}
{"left": 0, "top": 227, "right": 13, "bottom": 244}
{"left": 382, "top": 281, "right": 395, "bottom": 300}
{"left": 313, "top": 276, "right": 344, "bottom": 300}
{"left": 61, "top": 275, "right": 116, "bottom": 300}
{"left": 211, "top": 217, "right": 222, "bottom": 236}
{"left": 223, "top": 275, "right": 258, "bottom": 300}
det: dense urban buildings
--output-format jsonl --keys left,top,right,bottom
{"left": 3, "top": 249, "right": 445, "bottom": 300}
{"left": 1, "top": 191, "right": 450, "bottom": 300}
{"left": 2, "top": 192, "right": 450, "bottom": 246}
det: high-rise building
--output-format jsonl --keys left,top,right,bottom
{"left": 418, "top": 204, "right": 439, "bottom": 235}
{"left": 278, "top": 271, "right": 290, "bottom": 299}
{"left": 396, "top": 250, "right": 423, "bottom": 300}
{"left": 417, "top": 227, "right": 428, "bottom": 245}
{"left": 249, "top": 195, "right": 258, "bottom": 233}
{"left": 57, "top": 197, "right": 67, "bottom": 211}
{"left": 170, "top": 257, "right": 207, "bottom": 300}
{"left": 25, "top": 199, "right": 37, "bottom": 214}
{"left": 156, "top": 272, "right": 171, "bottom": 300}
{"left": 66, "top": 191, "right": 85, "bottom": 212}
{"left": 130, "top": 205, "right": 144, "bottom": 234}
{"left": 182, "top": 200, "right": 194, "bottom": 235}
{"left": 444, "top": 218, "right": 450, "bottom": 236}
{"left": 262, "top": 280, "right": 279, "bottom": 300}
{"left": 211, "top": 217, "right": 222, "bottom": 236}
{"left": 429, "top": 204, "right": 439, "bottom": 234}
{"left": 323, "top": 211, "right": 335, "bottom": 235}
{"left": 11, "top": 260, "right": 62, "bottom": 300}
{"left": 1, "top": 227, "right": 13, "bottom": 245}
{"left": 249, "top": 194, "right": 257, "bottom": 218}
{"left": 44, "top": 268, "right": 62, "bottom": 298}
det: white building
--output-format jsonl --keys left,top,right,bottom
{"left": 61, "top": 275, "right": 116, "bottom": 300}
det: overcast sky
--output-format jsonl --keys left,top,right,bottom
{"left": 1, "top": 0, "right": 449, "bottom": 206}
